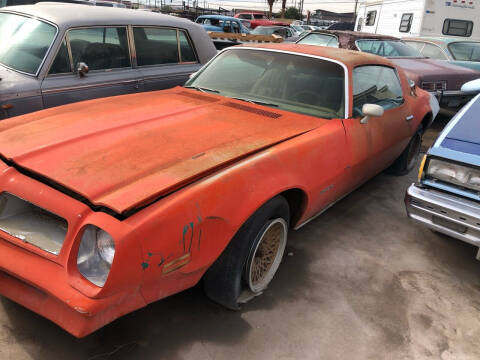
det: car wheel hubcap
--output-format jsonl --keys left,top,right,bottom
{"left": 247, "top": 218, "right": 287, "bottom": 293}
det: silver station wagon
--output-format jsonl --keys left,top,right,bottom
{"left": 0, "top": 3, "right": 217, "bottom": 119}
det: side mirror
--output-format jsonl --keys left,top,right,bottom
{"left": 461, "top": 78, "right": 480, "bottom": 93}
{"left": 360, "top": 104, "right": 384, "bottom": 124}
{"left": 77, "top": 62, "right": 89, "bottom": 77}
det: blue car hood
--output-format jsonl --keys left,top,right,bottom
{"left": 430, "top": 94, "right": 480, "bottom": 166}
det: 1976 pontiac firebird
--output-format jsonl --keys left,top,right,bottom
{"left": 0, "top": 44, "right": 439, "bottom": 337}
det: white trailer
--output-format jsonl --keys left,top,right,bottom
{"left": 355, "top": 0, "right": 480, "bottom": 40}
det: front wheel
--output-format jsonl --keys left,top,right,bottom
{"left": 388, "top": 125, "right": 423, "bottom": 176}
{"left": 203, "top": 196, "right": 290, "bottom": 310}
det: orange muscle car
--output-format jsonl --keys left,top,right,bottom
{"left": 0, "top": 44, "right": 438, "bottom": 337}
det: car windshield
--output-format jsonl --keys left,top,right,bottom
{"left": 357, "top": 39, "right": 424, "bottom": 58}
{"left": 297, "top": 33, "right": 339, "bottom": 47}
{"left": 185, "top": 49, "right": 345, "bottom": 119}
{"left": 448, "top": 42, "right": 480, "bottom": 62}
{"left": 0, "top": 12, "right": 57, "bottom": 75}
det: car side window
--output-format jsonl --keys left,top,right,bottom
{"left": 134, "top": 27, "right": 179, "bottom": 66}
{"left": 67, "top": 27, "right": 130, "bottom": 71}
{"left": 422, "top": 43, "right": 448, "bottom": 60}
{"left": 49, "top": 39, "right": 72, "bottom": 75}
{"left": 353, "top": 66, "right": 404, "bottom": 117}
{"left": 404, "top": 41, "right": 425, "bottom": 52}
{"left": 297, "top": 33, "right": 339, "bottom": 47}
{"left": 178, "top": 31, "right": 197, "bottom": 63}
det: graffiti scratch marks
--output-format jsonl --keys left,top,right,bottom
{"left": 162, "top": 253, "right": 191, "bottom": 274}
{"left": 182, "top": 222, "right": 194, "bottom": 253}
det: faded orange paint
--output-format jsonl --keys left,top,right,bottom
{"left": 0, "top": 44, "right": 433, "bottom": 337}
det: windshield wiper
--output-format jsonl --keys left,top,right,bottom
{"left": 231, "top": 97, "right": 279, "bottom": 108}
{"left": 184, "top": 85, "right": 220, "bottom": 94}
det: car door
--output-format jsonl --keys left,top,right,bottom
{"left": 133, "top": 27, "right": 202, "bottom": 92}
{"left": 342, "top": 65, "right": 412, "bottom": 186}
{"left": 41, "top": 26, "right": 143, "bottom": 109}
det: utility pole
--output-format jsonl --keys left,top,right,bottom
{"left": 353, "top": 0, "right": 359, "bottom": 22}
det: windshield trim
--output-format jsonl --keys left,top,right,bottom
{"left": 0, "top": 10, "right": 59, "bottom": 77}
{"left": 354, "top": 38, "right": 425, "bottom": 58}
{"left": 186, "top": 46, "right": 350, "bottom": 119}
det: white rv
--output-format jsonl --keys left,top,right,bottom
{"left": 355, "top": 0, "right": 480, "bottom": 40}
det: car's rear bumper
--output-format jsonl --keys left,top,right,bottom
{"left": 434, "top": 90, "right": 476, "bottom": 110}
{"left": 0, "top": 236, "right": 146, "bottom": 338}
{"left": 405, "top": 183, "right": 480, "bottom": 247}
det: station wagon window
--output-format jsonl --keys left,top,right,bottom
{"left": 49, "top": 40, "right": 71, "bottom": 74}
{"left": 366, "top": 11, "right": 377, "bottom": 26}
{"left": 67, "top": 27, "right": 130, "bottom": 71}
{"left": 399, "top": 13, "right": 413, "bottom": 33}
{"left": 421, "top": 43, "right": 448, "bottom": 60}
{"left": 297, "top": 33, "right": 339, "bottom": 47}
{"left": 0, "top": 12, "right": 57, "bottom": 75}
{"left": 353, "top": 66, "right": 403, "bottom": 117}
{"left": 134, "top": 27, "right": 197, "bottom": 66}
{"left": 448, "top": 42, "right": 480, "bottom": 61}
{"left": 403, "top": 41, "right": 424, "bottom": 52}
{"left": 443, "top": 19, "right": 473, "bottom": 37}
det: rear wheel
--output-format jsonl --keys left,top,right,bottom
{"left": 388, "top": 125, "right": 423, "bottom": 176}
{"left": 203, "top": 196, "right": 290, "bottom": 309}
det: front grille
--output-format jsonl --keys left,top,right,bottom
{"left": 0, "top": 192, "right": 68, "bottom": 255}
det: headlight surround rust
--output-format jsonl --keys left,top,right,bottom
{"left": 77, "top": 225, "right": 115, "bottom": 287}
{"left": 426, "top": 158, "right": 480, "bottom": 192}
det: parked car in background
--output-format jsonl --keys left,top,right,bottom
{"left": 250, "top": 26, "right": 300, "bottom": 41}
{"left": 405, "top": 79, "right": 480, "bottom": 259}
{"left": 0, "top": 4, "right": 216, "bottom": 119}
{"left": 403, "top": 38, "right": 480, "bottom": 71}
{"left": 195, "top": 15, "right": 250, "bottom": 34}
{"left": 296, "top": 30, "right": 480, "bottom": 112}
{"left": 234, "top": 12, "right": 288, "bottom": 29}
{"left": 290, "top": 24, "right": 306, "bottom": 35}
{"left": 91, "top": 0, "right": 126, "bottom": 7}
{"left": 0, "top": 44, "right": 437, "bottom": 337}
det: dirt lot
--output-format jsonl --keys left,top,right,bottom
{"left": 1, "top": 115, "right": 480, "bottom": 360}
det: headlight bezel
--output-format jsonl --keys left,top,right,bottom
{"left": 424, "top": 156, "right": 480, "bottom": 193}
{"left": 76, "top": 224, "right": 116, "bottom": 288}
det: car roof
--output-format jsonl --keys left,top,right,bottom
{"left": 197, "top": 15, "right": 240, "bottom": 21}
{"left": 2, "top": 3, "right": 196, "bottom": 29}
{"left": 404, "top": 36, "right": 480, "bottom": 44}
{"left": 235, "top": 43, "right": 397, "bottom": 68}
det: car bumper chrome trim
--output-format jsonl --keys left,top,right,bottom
{"left": 405, "top": 183, "right": 480, "bottom": 247}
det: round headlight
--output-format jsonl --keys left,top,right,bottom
{"left": 77, "top": 225, "right": 115, "bottom": 287}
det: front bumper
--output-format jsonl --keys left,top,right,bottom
{"left": 433, "top": 90, "right": 475, "bottom": 110}
{"left": 405, "top": 183, "right": 480, "bottom": 248}
{"left": 0, "top": 233, "right": 146, "bottom": 338}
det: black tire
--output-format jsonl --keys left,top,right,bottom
{"left": 203, "top": 196, "right": 290, "bottom": 310}
{"left": 387, "top": 125, "right": 423, "bottom": 176}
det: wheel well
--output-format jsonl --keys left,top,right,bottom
{"left": 279, "top": 188, "right": 307, "bottom": 227}
{"left": 420, "top": 112, "right": 433, "bottom": 134}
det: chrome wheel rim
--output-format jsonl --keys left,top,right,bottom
{"left": 246, "top": 218, "right": 288, "bottom": 293}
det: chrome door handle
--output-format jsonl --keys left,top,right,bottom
{"left": 406, "top": 115, "right": 414, "bottom": 121}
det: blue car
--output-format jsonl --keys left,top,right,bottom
{"left": 195, "top": 15, "right": 250, "bottom": 34}
{"left": 405, "top": 79, "right": 480, "bottom": 259}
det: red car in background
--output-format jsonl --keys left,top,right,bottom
{"left": 234, "top": 12, "right": 288, "bottom": 29}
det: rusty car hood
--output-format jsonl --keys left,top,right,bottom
{"left": 389, "top": 58, "right": 480, "bottom": 90}
{"left": 0, "top": 88, "right": 322, "bottom": 215}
